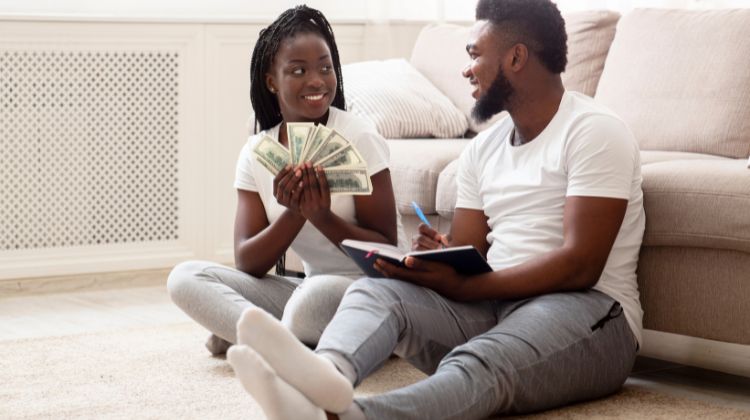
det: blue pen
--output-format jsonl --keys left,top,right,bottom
{"left": 411, "top": 201, "right": 432, "bottom": 228}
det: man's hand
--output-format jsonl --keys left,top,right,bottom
{"left": 299, "top": 163, "right": 332, "bottom": 224}
{"left": 412, "top": 223, "right": 450, "bottom": 251}
{"left": 374, "top": 257, "right": 469, "bottom": 301}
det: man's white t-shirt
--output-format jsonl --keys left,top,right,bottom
{"left": 456, "top": 91, "right": 646, "bottom": 345}
{"left": 235, "top": 107, "right": 408, "bottom": 278}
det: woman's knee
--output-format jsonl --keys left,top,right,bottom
{"left": 281, "top": 275, "right": 353, "bottom": 343}
{"left": 166, "top": 260, "right": 218, "bottom": 304}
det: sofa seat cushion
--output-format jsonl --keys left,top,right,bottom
{"left": 641, "top": 150, "right": 726, "bottom": 165}
{"left": 595, "top": 9, "right": 750, "bottom": 158}
{"left": 437, "top": 156, "right": 750, "bottom": 254}
{"left": 642, "top": 159, "right": 750, "bottom": 253}
{"left": 387, "top": 139, "right": 468, "bottom": 215}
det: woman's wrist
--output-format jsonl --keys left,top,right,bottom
{"left": 282, "top": 208, "right": 307, "bottom": 225}
{"left": 306, "top": 208, "right": 334, "bottom": 226}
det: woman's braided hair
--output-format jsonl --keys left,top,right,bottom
{"left": 250, "top": 5, "right": 346, "bottom": 132}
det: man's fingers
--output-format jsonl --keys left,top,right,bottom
{"left": 417, "top": 223, "right": 447, "bottom": 244}
{"left": 418, "top": 223, "right": 439, "bottom": 237}
{"left": 404, "top": 256, "right": 431, "bottom": 271}
{"left": 414, "top": 235, "right": 440, "bottom": 250}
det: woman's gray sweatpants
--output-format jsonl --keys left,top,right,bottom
{"left": 167, "top": 260, "right": 353, "bottom": 346}
{"left": 315, "top": 277, "right": 637, "bottom": 419}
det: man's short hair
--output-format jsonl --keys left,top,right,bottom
{"left": 476, "top": 0, "right": 567, "bottom": 74}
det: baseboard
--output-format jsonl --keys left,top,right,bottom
{"left": 0, "top": 268, "right": 172, "bottom": 298}
{"left": 641, "top": 329, "right": 750, "bottom": 378}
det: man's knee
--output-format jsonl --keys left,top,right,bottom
{"left": 344, "top": 277, "right": 417, "bottom": 304}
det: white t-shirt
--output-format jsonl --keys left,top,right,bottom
{"left": 456, "top": 91, "right": 645, "bottom": 345}
{"left": 235, "top": 107, "right": 408, "bottom": 278}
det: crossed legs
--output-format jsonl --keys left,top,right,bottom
{"left": 227, "top": 277, "right": 498, "bottom": 419}
{"left": 227, "top": 278, "right": 637, "bottom": 420}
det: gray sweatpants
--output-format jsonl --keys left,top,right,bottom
{"left": 316, "top": 278, "right": 637, "bottom": 419}
{"left": 167, "top": 260, "right": 353, "bottom": 346}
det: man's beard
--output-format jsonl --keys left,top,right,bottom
{"left": 471, "top": 67, "right": 514, "bottom": 124}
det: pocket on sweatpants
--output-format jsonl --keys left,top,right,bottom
{"left": 590, "top": 301, "right": 623, "bottom": 332}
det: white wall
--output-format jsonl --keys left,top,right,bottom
{"left": 2, "top": 0, "right": 749, "bottom": 23}
{"left": 0, "top": 0, "right": 477, "bottom": 21}
{"left": 0, "top": 18, "right": 423, "bottom": 280}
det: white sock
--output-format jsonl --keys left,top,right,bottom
{"left": 227, "top": 345, "right": 326, "bottom": 420}
{"left": 236, "top": 307, "right": 354, "bottom": 413}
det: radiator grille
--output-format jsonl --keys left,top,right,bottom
{"left": 0, "top": 50, "right": 180, "bottom": 250}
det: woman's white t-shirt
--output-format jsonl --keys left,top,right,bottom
{"left": 235, "top": 107, "right": 407, "bottom": 278}
{"left": 456, "top": 91, "right": 646, "bottom": 345}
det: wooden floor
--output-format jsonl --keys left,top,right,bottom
{"left": 1, "top": 283, "right": 749, "bottom": 412}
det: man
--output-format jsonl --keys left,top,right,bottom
{"left": 226, "top": 0, "right": 645, "bottom": 419}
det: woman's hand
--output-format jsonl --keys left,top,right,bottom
{"left": 273, "top": 164, "right": 304, "bottom": 214}
{"left": 299, "top": 163, "right": 332, "bottom": 224}
{"left": 412, "top": 223, "right": 450, "bottom": 251}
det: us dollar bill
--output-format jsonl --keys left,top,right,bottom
{"left": 315, "top": 144, "right": 365, "bottom": 168}
{"left": 308, "top": 130, "right": 350, "bottom": 164}
{"left": 287, "top": 122, "right": 314, "bottom": 165}
{"left": 252, "top": 135, "right": 290, "bottom": 175}
{"left": 323, "top": 166, "right": 372, "bottom": 195}
{"left": 255, "top": 153, "right": 283, "bottom": 176}
{"left": 300, "top": 125, "right": 333, "bottom": 164}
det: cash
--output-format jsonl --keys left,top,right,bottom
{"left": 252, "top": 135, "right": 290, "bottom": 176}
{"left": 251, "top": 122, "right": 372, "bottom": 195}
{"left": 288, "top": 122, "right": 314, "bottom": 165}
{"left": 324, "top": 166, "right": 373, "bottom": 195}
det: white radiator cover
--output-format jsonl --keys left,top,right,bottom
{"left": 1, "top": 50, "right": 181, "bottom": 250}
{"left": 0, "top": 22, "right": 212, "bottom": 280}
{"left": 0, "top": 18, "right": 421, "bottom": 281}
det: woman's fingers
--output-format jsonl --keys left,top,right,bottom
{"left": 317, "top": 166, "right": 330, "bottom": 199}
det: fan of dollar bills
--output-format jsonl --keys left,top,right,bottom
{"left": 252, "top": 122, "right": 373, "bottom": 195}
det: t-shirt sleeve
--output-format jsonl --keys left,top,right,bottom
{"left": 455, "top": 140, "right": 483, "bottom": 210}
{"left": 565, "top": 114, "right": 638, "bottom": 199}
{"left": 234, "top": 140, "right": 258, "bottom": 192}
{"left": 351, "top": 123, "right": 390, "bottom": 175}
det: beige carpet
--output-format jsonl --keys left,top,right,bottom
{"left": 2, "top": 322, "right": 747, "bottom": 419}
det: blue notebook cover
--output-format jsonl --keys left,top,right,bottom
{"left": 340, "top": 239, "right": 492, "bottom": 277}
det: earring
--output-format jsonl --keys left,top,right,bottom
{"left": 269, "top": 87, "right": 276, "bottom": 93}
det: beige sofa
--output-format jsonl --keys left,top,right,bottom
{"left": 292, "top": 9, "right": 750, "bottom": 375}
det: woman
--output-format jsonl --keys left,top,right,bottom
{"left": 168, "top": 5, "right": 406, "bottom": 354}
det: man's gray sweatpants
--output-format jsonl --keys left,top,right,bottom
{"left": 316, "top": 277, "right": 637, "bottom": 419}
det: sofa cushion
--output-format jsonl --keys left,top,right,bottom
{"left": 437, "top": 156, "right": 750, "bottom": 254}
{"left": 641, "top": 158, "right": 750, "bottom": 253}
{"left": 435, "top": 158, "right": 460, "bottom": 220}
{"left": 409, "top": 11, "right": 619, "bottom": 134}
{"left": 595, "top": 9, "right": 750, "bottom": 159}
{"left": 409, "top": 24, "right": 503, "bottom": 134}
{"left": 387, "top": 139, "right": 468, "bottom": 215}
{"left": 562, "top": 10, "right": 620, "bottom": 97}
{"left": 343, "top": 59, "right": 468, "bottom": 138}
{"left": 641, "top": 150, "right": 726, "bottom": 165}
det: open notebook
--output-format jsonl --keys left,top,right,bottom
{"left": 340, "top": 239, "right": 492, "bottom": 278}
